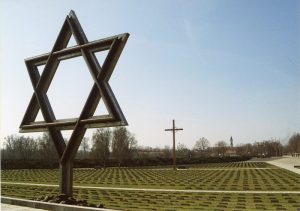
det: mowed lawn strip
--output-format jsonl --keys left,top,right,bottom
{"left": 2, "top": 162, "right": 300, "bottom": 210}
{"left": 1, "top": 183, "right": 300, "bottom": 211}
{"left": 1, "top": 162, "right": 299, "bottom": 191}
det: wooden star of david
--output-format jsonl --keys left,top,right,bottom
{"left": 20, "top": 10, "right": 129, "bottom": 164}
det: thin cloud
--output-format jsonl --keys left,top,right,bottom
{"left": 180, "top": 18, "right": 195, "bottom": 43}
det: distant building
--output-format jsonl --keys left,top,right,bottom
{"left": 225, "top": 148, "right": 238, "bottom": 157}
{"left": 226, "top": 136, "right": 237, "bottom": 157}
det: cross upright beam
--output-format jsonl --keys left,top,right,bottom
{"left": 165, "top": 119, "right": 183, "bottom": 170}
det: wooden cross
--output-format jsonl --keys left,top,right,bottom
{"left": 165, "top": 119, "right": 183, "bottom": 170}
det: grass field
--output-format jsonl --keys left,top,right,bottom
{"left": 1, "top": 162, "right": 300, "bottom": 210}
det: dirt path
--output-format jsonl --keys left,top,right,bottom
{"left": 2, "top": 182, "right": 299, "bottom": 194}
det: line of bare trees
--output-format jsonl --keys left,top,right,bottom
{"left": 190, "top": 134, "right": 300, "bottom": 158}
{"left": 2, "top": 133, "right": 58, "bottom": 162}
{"left": 89, "top": 127, "right": 137, "bottom": 166}
{"left": 2, "top": 131, "right": 300, "bottom": 168}
{"left": 135, "top": 134, "right": 300, "bottom": 161}
{"left": 1, "top": 127, "right": 137, "bottom": 167}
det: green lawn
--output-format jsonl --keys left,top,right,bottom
{"left": 2, "top": 183, "right": 300, "bottom": 211}
{"left": 1, "top": 162, "right": 299, "bottom": 191}
{"left": 1, "top": 162, "right": 300, "bottom": 210}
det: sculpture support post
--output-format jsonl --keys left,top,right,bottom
{"left": 60, "top": 161, "right": 73, "bottom": 196}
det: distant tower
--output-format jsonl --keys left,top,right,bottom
{"left": 230, "top": 136, "right": 233, "bottom": 148}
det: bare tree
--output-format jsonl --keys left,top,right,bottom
{"left": 4, "top": 135, "right": 17, "bottom": 159}
{"left": 91, "top": 128, "right": 111, "bottom": 166}
{"left": 4, "top": 135, "right": 38, "bottom": 160}
{"left": 251, "top": 140, "right": 284, "bottom": 157}
{"left": 112, "top": 127, "right": 136, "bottom": 166}
{"left": 236, "top": 143, "right": 253, "bottom": 156}
{"left": 194, "top": 137, "right": 210, "bottom": 157}
{"left": 128, "top": 134, "right": 138, "bottom": 159}
{"left": 176, "top": 143, "right": 190, "bottom": 159}
{"left": 215, "top": 141, "right": 227, "bottom": 157}
{"left": 162, "top": 145, "right": 172, "bottom": 159}
{"left": 289, "top": 133, "right": 300, "bottom": 155}
{"left": 78, "top": 137, "right": 90, "bottom": 159}
{"left": 270, "top": 139, "right": 282, "bottom": 157}
{"left": 37, "top": 133, "right": 58, "bottom": 162}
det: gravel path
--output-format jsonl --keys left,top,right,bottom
{"left": 265, "top": 156, "right": 300, "bottom": 174}
{"left": 1, "top": 203, "right": 46, "bottom": 211}
{"left": 149, "top": 168, "right": 275, "bottom": 171}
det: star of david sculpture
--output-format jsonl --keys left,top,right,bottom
{"left": 20, "top": 10, "right": 129, "bottom": 196}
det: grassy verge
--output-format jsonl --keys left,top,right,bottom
{"left": 1, "top": 183, "right": 300, "bottom": 211}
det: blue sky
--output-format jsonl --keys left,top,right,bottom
{"left": 1, "top": 0, "right": 299, "bottom": 148}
